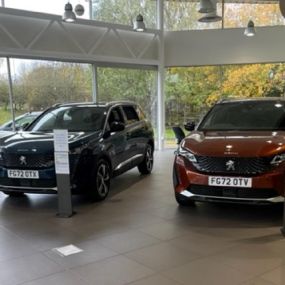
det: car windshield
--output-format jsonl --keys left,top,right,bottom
{"left": 27, "top": 106, "right": 106, "bottom": 132}
{"left": 198, "top": 101, "right": 285, "bottom": 131}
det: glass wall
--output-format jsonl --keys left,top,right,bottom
{"left": 164, "top": 0, "right": 222, "bottom": 31}
{"left": 0, "top": 59, "right": 92, "bottom": 128}
{"left": 165, "top": 63, "right": 285, "bottom": 147}
{"left": 3, "top": 0, "right": 90, "bottom": 19}
{"left": 97, "top": 67, "right": 157, "bottom": 139}
{"left": 224, "top": 2, "right": 285, "bottom": 28}
{"left": 0, "top": 59, "right": 11, "bottom": 125}
{"left": 91, "top": 0, "right": 157, "bottom": 28}
{"left": 164, "top": 0, "right": 284, "bottom": 31}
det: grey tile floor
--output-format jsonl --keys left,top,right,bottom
{"left": 0, "top": 150, "right": 285, "bottom": 285}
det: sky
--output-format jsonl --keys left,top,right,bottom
{"left": 1, "top": 0, "right": 90, "bottom": 19}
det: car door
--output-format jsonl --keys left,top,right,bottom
{"left": 104, "top": 106, "right": 130, "bottom": 172}
{"left": 121, "top": 105, "right": 145, "bottom": 164}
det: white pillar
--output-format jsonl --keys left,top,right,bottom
{"left": 157, "top": 0, "right": 165, "bottom": 150}
{"left": 89, "top": 0, "right": 92, "bottom": 20}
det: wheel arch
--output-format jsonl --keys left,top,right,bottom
{"left": 95, "top": 153, "right": 113, "bottom": 177}
{"left": 147, "top": 139, "right": 154, "bottom": 152}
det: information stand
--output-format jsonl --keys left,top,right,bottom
{"left": 53, "top": 129, "right": 74, "bottom": 218}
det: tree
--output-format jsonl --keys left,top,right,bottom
{"left": 98, "top": 67, "right": 156, "bottom": 122}
{"left": 17, "top": 62, "right": 92, "bottom": 110}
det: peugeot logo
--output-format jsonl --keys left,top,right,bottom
{"left": 226, "top": 160, "right": 235, "bottom": 171}
{"left": 19, "top": 156, "right": 27, "bottom": 165}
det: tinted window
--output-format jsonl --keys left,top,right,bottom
{"left": 199, "top": 101, "right": 285, "bottom": 131}
{"left": 108, "top": 107, "right": 124, "bottom": 125}
{"left": 122, "top": 106, "right": 139, "bottom": 123}
{"left": 28, "top": 106, "right": 106, "bottom": 132}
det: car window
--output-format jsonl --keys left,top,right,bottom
{"left": 199, "top": 101, "right": 285, "bottom": 131}
{"left": 122, "top": 106, "right": 139, "bottom": 124}
{"left": 28, "top": 106, "right": 106, "bottom": 132}
{"left": 108, "top": 107, "right": 124, "bottom": 126}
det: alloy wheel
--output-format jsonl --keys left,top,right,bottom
{"left": 96, "top": 162, "right": 110, "bottom": 197}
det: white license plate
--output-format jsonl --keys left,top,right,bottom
{"left": 7, "top": 169, "right": 39, "bottom": 179}
{"left": 208, "top": 176, "right": 252, "bottom": 188}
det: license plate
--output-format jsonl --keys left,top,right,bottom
{"left": 7, "top": 169, "right": 39, "bottom": 179}
{"left": 208, "top": 176, "right": 252, "bottom": 188}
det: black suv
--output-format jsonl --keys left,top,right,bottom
{"left": 0, "top": 102, "right": 154, "bottom": 201}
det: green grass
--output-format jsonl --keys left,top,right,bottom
{"left": 165, "top": 128, "right": 176, "bottom": 139}
{"left": 0, "top": 108, "right": 24, "bottom": 125}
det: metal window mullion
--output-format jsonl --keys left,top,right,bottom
{"left": 92, "top": 64, "right": 98, "bottom": 103}
{"left": 6, "top": 57, "right": 16, "bottom": 131}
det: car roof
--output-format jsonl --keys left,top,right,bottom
{"left": 218, "top": 97, "right": 285, "bottom": 104}
{"left": 54, "top": 101, "right": 137, "bottom": 109}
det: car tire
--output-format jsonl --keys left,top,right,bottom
{"left": 2, "top": 191, "right": 25, "bottom": 197}
{"left": 175, "top": 192, "right": 195, "bottom": 207}
{"left": 88, "top": 159, "right": 111, "bottom": 201}
{"left": 138, "top": 144, "right": 153, "bottom": 175}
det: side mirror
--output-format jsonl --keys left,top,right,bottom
{"left": 184, "top": 121, "right": 195, "bottom": 131}
{"left": 110, "top": 121, "right": 125, "bottom": 132}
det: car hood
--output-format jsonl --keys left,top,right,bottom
{"left": 0, "top": 130, "right": 17, "bottom": 138}
{"left": 0, "top": 131, "right": 102, "bottom": 154}
{"left": 182, "top": 130, "right": 285, "bottom": 157}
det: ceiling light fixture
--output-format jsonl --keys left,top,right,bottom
{"left": 75, "top": 4, "right": 85, "bottom": 16}
{"left": 198, "top": 10, "right": 222, "bottom": 22}
{"left": 62, "top": 2, "right": 76, "bottom": 22}
{"left": 198, "top": 0, "right": 215, "bottom": 14}
{"left": 244, "top": 20, "right": 256, "bottom": 37}
{"left": 133, "top": 14, "right": 146, "bottom": 32}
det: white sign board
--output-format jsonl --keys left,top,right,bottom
{"left": 53, "top": 129, "right": 70, "bottom": 174}
{"left": 54, "top": 152, "right": 70, "bottom": 174}
{"left": 53, "top": 129, "right": 69, "bottom": 152}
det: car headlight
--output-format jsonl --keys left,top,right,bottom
{"left": 271, "top": 153, "right": 285, "bottom": 165}
{"left": 177, "top": 145, "right": 197, "bottom": 163}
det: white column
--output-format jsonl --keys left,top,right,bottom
{"left": 157, "top": 0, "right": 165, "bottom": 150}
{"left": 89, "top": 2, "right": 98, "bottom": 103}
{"left": 89, "top": 0, "right": 92, "bottom": 19}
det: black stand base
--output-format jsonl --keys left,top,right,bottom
{"left": 281, "top": 227, "right": 285, "bottom": 237}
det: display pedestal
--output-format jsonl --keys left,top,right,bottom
{"left": 56, "top": 173, "right": 74, "bottom": 218}
{"left": 53, "top": 129, "right": 74, "bottom": 218}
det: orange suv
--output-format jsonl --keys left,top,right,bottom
{"left": 173, "top": 98, "right": 285, "bottom": 205}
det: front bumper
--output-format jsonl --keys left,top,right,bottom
{"left": 178, "top": 189, "right": 284, "bottom": 205}
{"left": 0, "top": 166, "right": 57, "bottom": 194}
{"left": 173, "top": 155, "right": 285, "bottom": 205}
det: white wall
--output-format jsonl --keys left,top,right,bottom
{"left": 0, "top": 8, "right": 159, "bottom": 67}
{"left": 165, "top": 25, "right": 285, "bottom": 67}
{"left": 1, "top": 7, "right": 285, "bottom": 68}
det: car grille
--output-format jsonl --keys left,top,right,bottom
{"left": 188, "top": 184, "right": 277, "bottom": 199}
{"left": 0, "top": 153, "right": 54, "bottom": 169}
{"left": 193, "top": 156, "right": 272, "bottom": 175}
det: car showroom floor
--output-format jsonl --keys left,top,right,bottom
{"left": 0, "top": 149, "right": 284, "bottom": 285}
